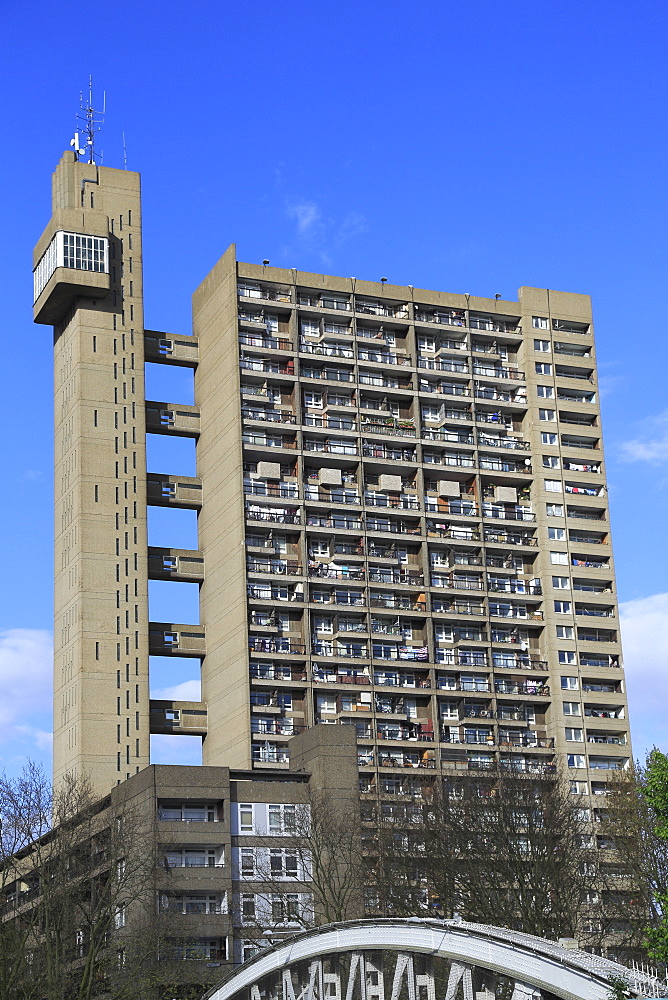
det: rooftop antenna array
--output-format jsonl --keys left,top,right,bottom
{"left": 70, "top": 77, "right": 105, "bottom": 165}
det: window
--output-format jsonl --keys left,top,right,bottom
{"left": 240, "top": 893, "right": 256, "bottom": 921}
{"left": 534, "top": 339, "right": 551, "bottom": 351}
{"left": 552, "top": 576, "right": 570, "bottom": 589}
{"left": 563, "top": 702, "right": 581, "bottom": 716}
{"left": 269, "top": 848, "right": 299, "bottom": 878}
{"left": 304, "top": 391, "right": 323, "bottom": 408}
{"left": 556, "top": 625, "right": 574, "bottom": 639}
{"left": 239, "top": 804, "right": 254, "bottom": 833}
{"left": 551, "top": 551, "right": 568, "bottom": 565}
{"left": 539, "top": 409, "right": 556, "bottom": 421}
{"left": 541, "top": 432, "right": 557, "bottom": 445}
{"left": 567, "top": 754, "right": 586, "bottom": 768}
{"left": 114, "top": 906, "right": 126, "bottom": 929}
{"left": 554, "top": 600, "right": 571, "bottom": 613}
{"left": 559, "top": 650, "right": 577, "bottom": 664}
{"left": 546, "top": 503, "right": 564, "bottom": 516}
{"left": 268, "top": 804, "right": 297, "bottom": 835}
{"left": 532, "top": 317, "right": 549, "bottom": 329}
{"left": 561, "top": 675, "right": 579, "bottom": 690}
{"left": 543, "top": 455, "right": 560, "bottom": 469}
{"left": 535, "top": 362, "right": 552, "bottom": 375}
{"left": 545, "top": 480, "right": 562, "bottom": 492}
{"left": 240, "top": 848, "right": 255, "bottom": 878}
{"left": 549, "top": 528, "right": 566, "bottom": 542}
{"left": 570, "top": 779, "right": 588, "bottom": 793}
{"left": 537, "top": 385, "right": 554, "bottom": 398}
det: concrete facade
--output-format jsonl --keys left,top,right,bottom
{"left": 34, "top": 152, "right": 630, "bottom": 815}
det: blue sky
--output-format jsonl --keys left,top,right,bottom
{"left": 1, "top": 0, "right": 667, "bottom": 777}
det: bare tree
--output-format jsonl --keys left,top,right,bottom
{"left": 371, "top": 766, "right": 611, "bottom": 949}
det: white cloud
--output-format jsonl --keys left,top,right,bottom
{"left": 0, "top": 629, "right": 53, "bottom": 754}
{"left": 152, "top": 679, "right": 201, "bottom": 702}
{"left": 619, "top": 410, "right": 668, "bottom": 463}
{"left": 619, "top": 593, "right": 668, "bottom": 758}
{"left": 287, "top": 201, "right": 321, "bottom": 235}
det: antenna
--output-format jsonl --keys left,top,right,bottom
{"left": 122, "top": 131, "right": 128, "bottom": 170}
{"left": 72, "top": 77, "right": 106, "bottom": 165}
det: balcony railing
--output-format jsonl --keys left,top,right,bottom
{"left": 303, "top": 414, "right": 357, "bottom": 430}
{"left": 482, "top": 506, "right": 535, "bottom": 522}
{"left": 415, "top": 309, "right": 466, "bottom": 327}
{"left": 303, "top": 440, "right": 359, "bottom": 455}
{"left": 308, "top": 565, "right": 365, "bottom": 580}
{"left": 247, "top": 560, "right": 303, "bottom": 576}
{"left": 244, "top": 481, "right": 299, "bottom": 498}
{"left": 360, "top": 419, "right": 417, "bottom": 437}
{"left": 472, "top": 365, "right": 525, "bottom": 381}
{"left": 362, "top": 444, "right": 417, "bottom": 461}
{"left": 358, "top": 350, "right": 411, "bottom": 366}
{"left": 300, "top": 342, "right": 355, "bottom": 358}
{"left": 364, "top": 494, "right": 421, "bottom": 510}
{"left": 239, "top": 333, "right": 292, "bottom": 351}
{"left": 246, "top": 507, "right": 301, "bottom": 524}
{"left": 358, "top": 373, "right": 413, "bottom": 389}
{"left": 478, "top": 435, "right": 530, "bottom": 451}
{"left": 418, "top": 359, "right": 469, "bottom": 373}
{"left": 306, "top": 515, "right": 363, "bottom": 529}
{"left": 368, "top": 569, "right": 424, "bottom": 585}
{"left": 369, "top": 596, "right": 427, "bottom": 611}
{"left": 249, "top": 638, "right": 306, "bottom": 654}
{"left": 495, "top": 680, "right": 549, "bottom": 695}
{"left": 488, "top": 580, "right": 542, "bottom": 594}
{"left": 239, "top": 359, "right": 294, "bottom": 374}
{"left": 242, "top": 408, "right": 296, "bottom": 424}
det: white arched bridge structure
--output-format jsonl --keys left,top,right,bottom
{"left": 204, "top": 919, "right": 667, "bottom": 1000}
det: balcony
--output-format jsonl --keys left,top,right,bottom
{"left": 369, "top": 595, "right": 427, "bottom": 611}
{"left": 300, "top": 342, "right": 355, "bottom": 358}
{"left": 358, "top": 349, "right": 411, "bottom": 366}
{"left": 303, "top": 414, "right": 357, "bottom": 430}
{"left": 242, "top": 408, "right": 296, "bottom": 424}
{"left": 482, "top": 505, "right": 535, "bottom": 522}
{"left": 249, "top": 637, "right": 306, "bottom": 655}
{"left": 369, "top": 569, "right": 424, "bottom": 586}
{"left": 415, "top": 308, "right": 466, "bottom": 327}
{"left": 301, "top": 365, "right": 355, "bottom": 382}
{"left": 313, "top": 669, "right": 370, "bottom": 684}
{"left": 478, "top": 435, "right": 530, "bottom": 451}
{"left": 240, "top": 357, "right": 295, "bottom": 375}
{"left": 495, "top": 680, "right": 549, "bottom": 695}
{"left": 239, "top": 333, "right": 292, "bottom": 351}
{"left": 360, "top": 418, "right": 417, "bottom": 437}
{"left": 418, "top": 358, "right": 469, "bottom": 373}
{"left": 250, "top": 663, "right": 306, "bottom": 681}
{"left": 246, "top": 505, "right": 301, "bottom": 524}
{"left": 474, "top": 387, "right": 526, "bottom": 403}
{"left": 250, "top": 719, "right": 305, "bottom": 736}
{"left": 356, "top": 300, "right": 408, "bottom": 318}
{"left": 362, "top": 443, "right": 417, "bottom": 461}
{"left": 479, "top": 456, "right": 531, "bottom": 473}
{"left": 485, "top": 537, "right": 536, "bottom": 554}
{"left": 488, "top": 579, "right": 541, "bottom": 595}
{"left": 247, "top": 559, "right": 303, "bottom": 576}
{"left": 364, "top": 494, "right": 421, "bottom": 510}
{"left": 492, "top": 656, "right": 548, "bottom": 671}
{"left": 306, "top": 514, "right": 363, "bottom": 530}
{"left": 308, "top": 565, "right": 365, "bottom": 580}
{"left": 239, "top": 283, "right": 292, "bottom": 302}
{"left": 303, "top": 439, "right": 359, "bottom": 455}
{"left": 244, "top": 480, "right": 299, "bottom": 499}
{"left": 472, "top": 365, "right": 525, "bottom": 382}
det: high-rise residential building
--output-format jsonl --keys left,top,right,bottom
{"left": 34, "top": 151, "right": 631, "bottom": 806}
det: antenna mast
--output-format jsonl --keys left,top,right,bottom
{"left": 71, "top": 77, "right": 105, "bottom": 164}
